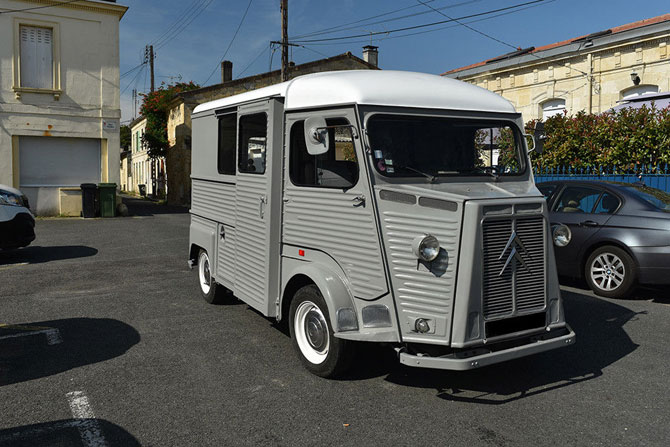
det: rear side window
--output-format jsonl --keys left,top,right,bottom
{"left": 593, "top": 192, "right": 621, "bottom": 214}
{"left": 217, "top": 113, "right": 236, "bottom": 175}
{"left": 554, "top": 186, "right": 602, "bottom": 213}
{"left": 289, "top": 118, "right": 358, "bottom": 188}
{"left": 238, "top": 113, "right": 267, "bottom": 174}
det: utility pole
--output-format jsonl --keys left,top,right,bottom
{"left": 280, "top": 0, "right": 288, "bottom": 82}
{"left": 132, "top": 88, "right": 137, "bottom": 119}
{"left": 145, "top": 45, "right": 155, "bottom": 92}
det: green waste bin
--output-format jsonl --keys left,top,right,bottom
{"left": 98, "top": 183, "right": 117, "bottom": 217}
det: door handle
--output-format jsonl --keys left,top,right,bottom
{"left": 580, "top": 220, "right": 599, "bottom": 227}
{"left": 259, "top": 195, "right": 267, "bottom": 218}
{"left": 352, "top": 195, "right": 366, "bottom": 207}
{"left": 219, "top": 227, "right": 225, "bottom": 240}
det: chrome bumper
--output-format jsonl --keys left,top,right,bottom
{"left": 398, "top": 326, "right": 576, "bottom": 371}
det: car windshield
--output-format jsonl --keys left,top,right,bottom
{"left": 623, "top": 184, "right": 670, "bottom": 211}
{"left": 366, "top": 114, "right": 525, "bottom": 179}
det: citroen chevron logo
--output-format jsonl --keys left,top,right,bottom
{"left": 498, "top": 230, "right": 531, "bottom": 276}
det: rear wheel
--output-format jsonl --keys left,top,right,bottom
{"left": 289, "top": 285, "right": 354, "bottom": 378}
{"left": 585, "top": 246, "right": 635, "bottom": 298}
{"left": 197, "top": 249, "right": 226, "bottom": 304}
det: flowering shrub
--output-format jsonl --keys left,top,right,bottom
{"left": 528, "top": 104, "right": 670, "bottom": 171}
{"left": 139, "top": 81, "right": 199, "bottom": 158}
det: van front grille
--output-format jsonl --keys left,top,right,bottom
{"left": 482, "top": 216, "right": 546, "bottom": 320}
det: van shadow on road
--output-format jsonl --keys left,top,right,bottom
{"left": 0, "top": 419, "right": 140, "bottom": 447}
{"left": 0, "top": 318, "right": 140, "bottom": 387}
{"left": 342, "top": 289, "right": 640, "bottom": 404}
{"left": 0, "top": 245, "right": 98, "bottom": 266}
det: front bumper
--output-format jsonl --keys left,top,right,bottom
{"left": 0, "top": 212, "right": 35, "bottom": 250}
{"left": 399, "top": 325, "right": 575, "bottom": 371}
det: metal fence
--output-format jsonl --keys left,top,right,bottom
{"left": 534, "top": 164, "right": 670, "bottom": 193}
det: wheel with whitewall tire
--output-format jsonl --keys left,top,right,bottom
{"left": 197, "top": 249, "right": 226, "bottom": 304}
{"left": 289, "top": 285, "right": 355, "bottom": 378}
{"left": 585, "top": 246, "right": 635, "bottom": 298}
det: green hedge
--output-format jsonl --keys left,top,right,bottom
{"left": 528, "top": 104, "right": 670, "bottom": 171}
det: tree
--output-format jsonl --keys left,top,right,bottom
{"left": 120, "top": 125, "right": 131, "bottom": 151}
{"left": 139, "top": 81, "right": 199, "bottom": 159}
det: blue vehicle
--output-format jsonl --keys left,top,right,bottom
{"left": 538, "top": 180, "right": 670, "bottom": 298}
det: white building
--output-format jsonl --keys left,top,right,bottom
{"left": 128, "top": 116, "right": 165, "bottom": 197}
{"left": 0, "top": 0, "right": 128, "bottom": 216}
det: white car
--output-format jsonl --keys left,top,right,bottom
{"left": 0, "top": 184, "right": 35, "bottom": 250}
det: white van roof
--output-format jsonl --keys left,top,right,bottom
{"left": 193, "top": 70, "right": 516, "bottom": 115}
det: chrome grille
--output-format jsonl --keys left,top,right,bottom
{"left": 482, "top": 216, "right": 546, "bottom": 320}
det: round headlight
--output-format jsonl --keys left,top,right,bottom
{"left": 412, "top": 234, "right": 440, "bottom": 262}
{"left": 552, "top": 224, "right": 571, "bottom": 247}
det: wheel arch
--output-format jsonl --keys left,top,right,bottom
{"left": 580, "top": 240, "right": 638, "bottom": 278}
{"left": 279, "top": 258, "right": 357, "bottom": 331}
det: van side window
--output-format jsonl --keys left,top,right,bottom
{"left": 217, "top": 113, "right": 237, "bottom": 175}
{"left": 238, "top": 113, "right": 267, "bottom": 174}
{"left": 289, "top": 118, "right": 358, "bottom": 188}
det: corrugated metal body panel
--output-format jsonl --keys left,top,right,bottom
{"left": 282, "top": 187, "right": 388, "bottom": 300}
{"left": 191, "top": 179, "right": 235, "bottom": 225}
{"left": 216, "top": 224, "right": 236, "bottom": 290}
{"left": 482, "top": 216, "right": 546, "bottom": 319}
{"left": 234, "top": 174, "right": 268, "bottom": 306}
{"left": 378, "top": 196, "right": 462, "bottom": 342}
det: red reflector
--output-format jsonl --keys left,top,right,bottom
{"left": 298, "top": 249, "right": 305, "bottom": 257}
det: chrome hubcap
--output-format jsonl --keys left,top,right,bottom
{"left": 590, "top": 253, "right": 625, "bottom": 291}
{"left": 198, "top": 252, "right": 211, "bottom": 294}
{"left": 294, "top": 300, "right": 329, "bottom": 365}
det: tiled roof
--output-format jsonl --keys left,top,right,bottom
{"left": 442, "top": 13, "right": 670, "bottom": 75}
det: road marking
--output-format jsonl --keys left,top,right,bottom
{"left": 0, "top": 262, "right": 29, "bottom": 271}
{"left": 66, "top": 391, "right": 109, "bottom": 447}
{"left": 0, "top": 324, "right": 63, "bottom": 345}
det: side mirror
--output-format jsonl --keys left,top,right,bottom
{"left": 304, "top": 116, "right": 329, "bottom": 155}
{"left": 532, "top": 121, "right": 546, "bottom": 155}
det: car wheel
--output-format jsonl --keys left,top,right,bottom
{"left": 197, "top": 249, "right": 226, "bottom": 304}
{"left": 585, "top": 246, "right": 635, "bottom": 298}
{"left": 289, "top": 285, "right": 354, "bottom": 378}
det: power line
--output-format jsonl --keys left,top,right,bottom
{"left": 155, "top": 0, "right": 215, "bottom": 50}
{"left": 120, "top": 63, "right": 145, "bottom": 79}
{"left": 237, "top": 44, "right": 271, "bottom": 78}
{"left": 291, "top": 0, "right": 485, "bottom": 40}
{"left": 0, "top": 0, "right": 81, "bottom": 14}
{"left": 151, "top": 0, "right": 206, "bottom": 46}
{"left": 202, "top": 0, "right": 254, "bottom": 85}
{"left": 122, "top": 64, "right": 146, "bottom": 95}
{"left": 291, "top": 0, "right": 547, "bottom": 43}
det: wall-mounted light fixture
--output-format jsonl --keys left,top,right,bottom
{"left": 630, "top": 71, "right": 641, "bottom": 85}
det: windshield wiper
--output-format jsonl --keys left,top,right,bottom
{"left": 396, "top": 165, "right": 437, "bottom": 183}
{"left": 458, "top": 167, "right": 500, "bottom": 181}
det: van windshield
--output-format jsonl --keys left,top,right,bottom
{"left": 367, "top": 114, "right": 525, "bottom": 179}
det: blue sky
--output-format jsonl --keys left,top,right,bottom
{"left": 119, "top": 0, "right": 669, "bottom": 122}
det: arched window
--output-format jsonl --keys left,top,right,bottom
{"left": 621, "top": 85, "right": 658, "bottom": 100}
{"left": 541, "top": 99, "right": 566, "bottom": 120}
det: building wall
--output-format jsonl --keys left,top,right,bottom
{"left": 0, "top": 0, "right": 127, "bottom": 215}
{"left": 129, "top": 118, "right": 165, "bottom": 197}
{"left": 450, "top": 31, "right": 670, "bottom": 122}
{"left": 165, "top": 55, "right": 378, "bottom": 205}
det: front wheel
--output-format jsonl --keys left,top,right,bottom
{"left": 197, "top": 249, "right": 226, "bottom": 304}
{"left": 585, "top": 246, "right": 635, "bottom": 298}
{"left": 289, "top": 285, "right": 354, "bottom": 378}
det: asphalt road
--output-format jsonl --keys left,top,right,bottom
{"left": 1, "top": 197, "right": 669, "bottom": 446}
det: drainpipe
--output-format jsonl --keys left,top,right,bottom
{"left": 587, "top": 53, "right": 593, "bottom": 114}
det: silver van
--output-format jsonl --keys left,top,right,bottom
{"left": 188, "top": 70, "right": 575, "bottom": 377}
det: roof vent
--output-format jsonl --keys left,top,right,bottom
{"left": 486, "top": 47, "right": 535, "bottom": 64}
{"left": 572, "top": 29, "right": 612, "bottom": 43}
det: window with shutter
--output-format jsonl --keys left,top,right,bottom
{"left": 20, "top": 25, "right": 53, "bottom": 89}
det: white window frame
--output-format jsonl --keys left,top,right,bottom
{"left": 620, "top": 85, "right": 659, "bottom": 100}
{"left": 12, "top": 18, "right": 62, "bottom": 100}
{"left": 541, "top": 98, "right": 566, "bottom": 120}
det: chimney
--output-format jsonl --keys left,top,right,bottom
{"left": 363, "top": 45, "right": 378, "bottom": 67}
{"left": 221, "top": 60, "right": 233, "bottom": 83}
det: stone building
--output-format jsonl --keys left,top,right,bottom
{"left": 443, "top": 14, "right": 670, "bottom": 122}
{"left": 0, "top": 0, "right": 127, "bottom": 216}
{"left": 165, "top": 49, "right": 379, "bottom": 205}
